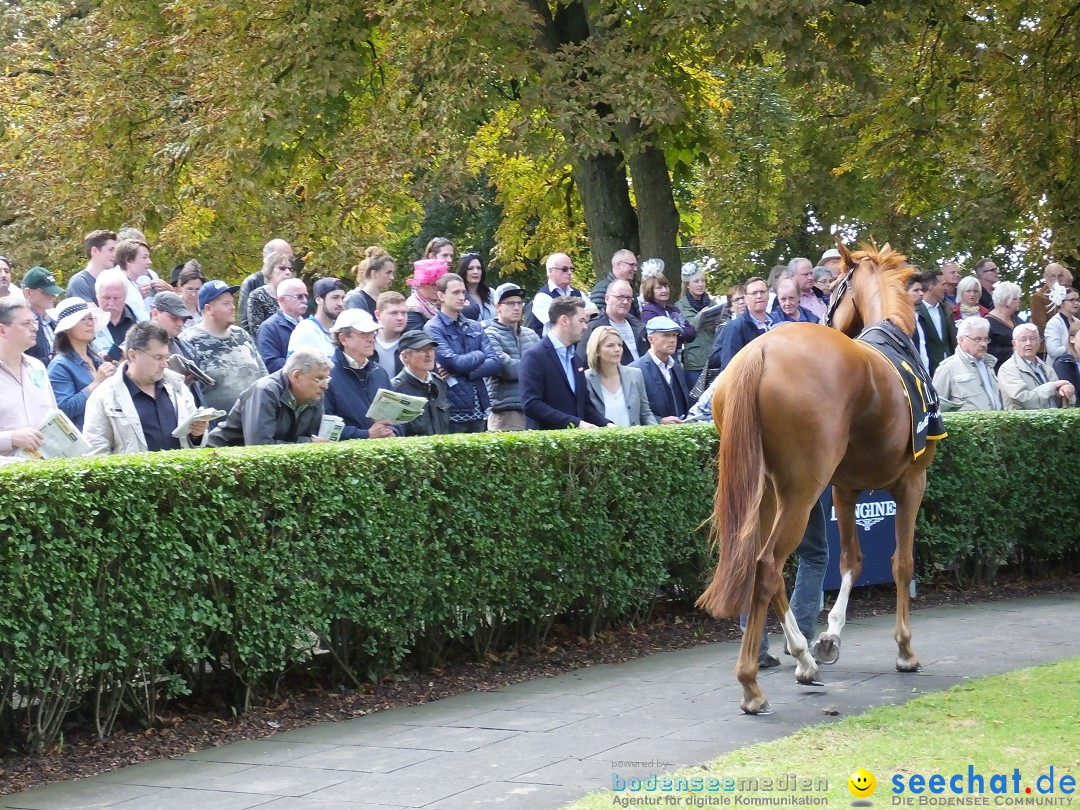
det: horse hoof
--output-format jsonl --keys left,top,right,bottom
{"left": 797, "top": 676, "right": 825, "bottom": 687}
{"left": 813, "top": 634, "right": 841, "bottom": 665}
{"left": 741, "top": 699, "right": 774, "bottom": 716}
{"left": 896, "top": 659, "right": 922, "bottom": 673}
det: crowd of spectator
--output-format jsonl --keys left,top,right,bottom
{"left": 1, "top": 232, "right": 1076, "bottom": 462}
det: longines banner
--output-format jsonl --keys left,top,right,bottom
{"left": 820, "top": 488, "right": 902, "bottom": 591}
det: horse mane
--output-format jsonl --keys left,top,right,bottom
{"left": 850, "top": 242, "right": 916, "bottom": 336}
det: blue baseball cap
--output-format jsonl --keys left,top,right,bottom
{"left": 198, "top": 279, "right": 240, "bottom": 311}
{"left": 646, "top": 315, "right": 681, "bottom": 334}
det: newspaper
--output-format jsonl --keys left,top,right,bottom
{"left": 317, "top": 415, "right": 345, "bottom": 442}
{"left": 17, "top": 409, "right": 91, "bottom": 460}
{"left": 171, "top": 407, "right": 226, "bottom": 438}
{"left": 700, "top": 300, "right": 726, "bottom": 318}
{"left": 364, "top": 388, "right": 428, "bottom": 424}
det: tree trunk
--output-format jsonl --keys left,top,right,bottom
{"left": 571, "top": 151, "right": 639, "bottom": 286}
{"left": 623, "top": 139, "right": 681, "bottom": 278}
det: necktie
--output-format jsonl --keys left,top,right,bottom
{"left": 563, "top": 347, "right": 576, "bottom": 393}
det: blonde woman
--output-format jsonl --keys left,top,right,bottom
{"left": 584, "top": 326, "right": 657, "bottom": 427}
{"left": 952, "top": 276, "right": 989, "bottom": 321}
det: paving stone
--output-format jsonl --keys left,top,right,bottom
{"left": 303, "top": 772, "right": 481, "bottom": 807}
{"left": 283, "top": 746, "right": 441, "bottom": 774}
{"left": 368, "top": 725, "right": 517, "bottom": 752}
{"left": 443, "top": 708, "right": 588, "bottom": 732}
{"left": 110, "top": 788, "right": 273, "bottom": 810}
{"left": 182, "top": 740, "right": 340, "bottom": 766}
{"left": 95, "top": 759, "right": 252, "bottom": 788}
{"left": 253, "top": 799, "right": 406, "bottom": 810}
{"left": 269, "top": 722, "right": 418, "bottom": 746}
{"left": 424, "top": 780, "right": 585, "bottom": 808}
{"left": 0, "top": 782, "right": 154, "bottom": 810}
{"left": 200, "top": 764, "right": 351, "bottom": 796}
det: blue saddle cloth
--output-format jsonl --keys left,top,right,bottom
{"left": 857, "top": 320, "right": 947, "bottom": 459}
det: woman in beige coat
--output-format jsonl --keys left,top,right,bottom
{"left": 584, "top": 326, "right": 658, "bottom": 427}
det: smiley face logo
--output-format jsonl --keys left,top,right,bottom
{"left": 848, "top": 768, "right": 877, "bottom": 798}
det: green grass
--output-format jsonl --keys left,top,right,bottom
{"left": 569, "top": 658, "right": 1080, "bottom": 809}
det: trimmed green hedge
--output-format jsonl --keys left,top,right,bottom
{"left": 0, "top": 426, "right": 715, "bottom": 752}
{"left": 1, "top": 411, "right": 1078, "bottom": 752}
{"left": 916, "top": 409, "right": 1080, "bottom": 582}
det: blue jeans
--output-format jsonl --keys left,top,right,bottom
{"left": 684, "top": 368, "right": 702, "bottom": 392}
{"left": 740, "top": 500, "right": 829, "bottom": 654}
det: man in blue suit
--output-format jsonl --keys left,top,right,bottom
{"left": 710, "top": 276, "right": 772, "bottom": 370}
{"left": 520, "top": 296, "right": 608, "bottom": 430}
{"left": 631, "top": 316, "right": 690, "bottom": 423}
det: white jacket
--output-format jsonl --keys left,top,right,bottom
{"left": 1043, "top": 312, "right": 1072, "bottom": 361}
{"left": 84, "top": 363, "right": 207, "bottom": 454}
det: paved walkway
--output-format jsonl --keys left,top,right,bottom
{"left": 4, "top": 592, "right": 1079, "bottom": 810}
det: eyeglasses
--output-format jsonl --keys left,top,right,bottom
{"left": 136, "top": 348, "right": 170, "bottom": 362}
{"left": 551, "top": 265, "right": 573, "bottom": 272}
{"left": 1064, "top": 298, "right": 1080, "bottom": 304}
{"left": 962, "top": 336, "right": 989, "bottom": 344}
{"left": 276, "top": 265, "right": 294, "bottom": 272}
{"left": 980, "top": 266, "right": 999, "bottom": 274}
{"left": 12, "top": 319, "right": 37, "bottom": 329}
{"left": 498, "top": 300, "right": 524, "bottom": 307}
{"left": 281, "top": 293, "right": 309, "bottom": 301}
{"left": 609, "top": 294, "right": 633, "bottom": 302}
{"left": 731, "top": 297, "right": 746, "bottom": 304}
{"left": 311, "top": 376, "right": 331, "bottom": 385}
{"left": 618, "top": 260, "right": 639, "bottom": 269}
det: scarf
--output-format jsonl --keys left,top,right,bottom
{"left": 406, "top": 290, "right": 439, "bottom": 320}
{"left": 958, "top": 303, "right": 982, "bottom": 318}
{"left": 685, "top": 291, "right": 712, "bottom": 313}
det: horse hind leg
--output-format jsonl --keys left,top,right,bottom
{"left": 735, "top": 485, "right": 779, "bottom": 715}
{"left": 771, "top": 588, "right": 822, "bottom": 687}
{"left": 737, "top": 492, "right": 817, "bottom": 714}
{"left": 814, "top": 487, "right": 863, "bottom": 666}
{"left": 891, "top": 468, "right": 926, "bottom": 672}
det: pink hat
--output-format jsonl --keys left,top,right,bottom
{"left": 407, "top": 258, "right": 448, "bottom": 287}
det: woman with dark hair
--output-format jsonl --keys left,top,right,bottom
{"left": 177, "top": 262, "right": 206, "bottom": 327}
{"left": 1044, "top": 286, "right": 1079, "bottom": 362}
{"left": 640, "top": 275, "right": 696, "bottom": 360}
{"left": 46, "top": 298, "right": 116, "bottom": 429}
{"left": 458, "top": 253, "right": 494, "bottom": 322}
{"left": 345, "top": 246, "right": 396, "bottom": 315}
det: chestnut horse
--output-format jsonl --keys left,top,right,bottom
{"left": 696, "top": 241, "right": 940, "bottom": 715}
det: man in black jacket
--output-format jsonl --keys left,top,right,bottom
{"left": 390, "top": 330, "right": 451, "bottom": 436}
{"left": 577, "top": 279, "right": 647, "bottom": 367}
{"left": 207, "top": 349, "right": 330, "bottom": 446}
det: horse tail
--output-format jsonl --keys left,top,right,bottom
{"left": 696, "top": 346, "right": 767, "bottom": 619}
